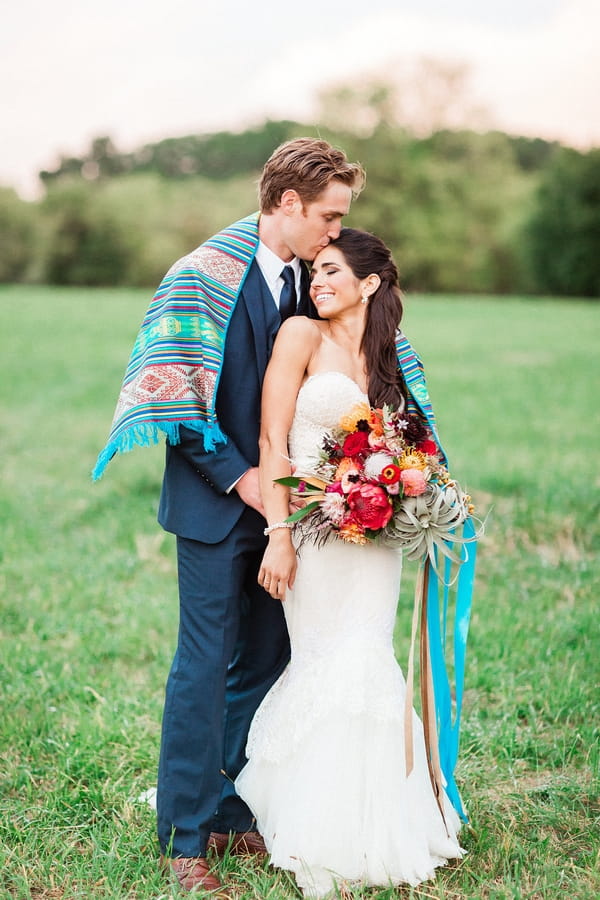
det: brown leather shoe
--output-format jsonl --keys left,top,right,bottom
{"left": 160, "top": 854, "right": 230, "bottom": 896}
{"left": 208, "top": 830, "right": 267, "bottom": 857}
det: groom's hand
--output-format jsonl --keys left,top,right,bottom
{"left": 234, "top": 467, "right": 265, "bottom": 516}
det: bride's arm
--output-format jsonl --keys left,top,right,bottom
{"left": 258, "top": 317, "right": 319, "bottom": 601}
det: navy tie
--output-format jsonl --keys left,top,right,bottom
{"left": 279, "top": 265, "right": 297, "bottom": 321}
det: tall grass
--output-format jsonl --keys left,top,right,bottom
{"left": 0, "top": 286, "right": 598, "bottom": 899}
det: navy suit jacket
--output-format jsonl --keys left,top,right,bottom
{"left": 158, "top": 259, "right": 312, "bottom": 543}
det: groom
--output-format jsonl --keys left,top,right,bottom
{"left": 93, "top": 138, "right": 365, "bottom": 895}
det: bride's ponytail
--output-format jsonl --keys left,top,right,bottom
{"left": 326, "top": 229, "right": 409, "bottom": 410}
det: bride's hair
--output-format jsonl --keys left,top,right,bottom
{"left": 327, "top": 228, "right": 408, "bottom": 410}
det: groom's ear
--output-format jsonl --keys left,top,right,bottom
{"left": 280, "top": 189, "right": 302, "bottom": 215}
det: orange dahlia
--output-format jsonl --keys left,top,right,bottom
{"left": 339, "top": 402, "right": 371, "bottom": 433}
{"left": 338, "top": 521, "right": 368, "bottom": 545}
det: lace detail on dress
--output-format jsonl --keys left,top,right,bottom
{"left": 288, "top": 372, "right": 367, "bottom": 474}
{"left": 246, "top": 540, "right": 407, "bottom": 764}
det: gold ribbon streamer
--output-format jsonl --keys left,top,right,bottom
{"left": 404, "top": 558, "right": 449, "bottom": 834}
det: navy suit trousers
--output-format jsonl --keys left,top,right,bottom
{"left": 156, "top": 507, "right": 290, "bottom": 856}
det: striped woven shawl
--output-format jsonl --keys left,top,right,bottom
{"left": 92, "top": 213, "right": 261, "bottom": 479}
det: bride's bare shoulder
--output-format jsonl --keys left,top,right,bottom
{"left": 277, "top": 316, "right": 323, "bottom": 346}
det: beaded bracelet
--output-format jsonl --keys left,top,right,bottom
{"left": 263, "top": 521, "right": 294, "bottom": 536}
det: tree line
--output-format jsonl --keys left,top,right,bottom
{"left": 1, "top": 119, "right": 598, "bottom": 296}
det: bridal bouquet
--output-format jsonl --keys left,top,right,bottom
{"left": 278, "top": 402, "right": 474, "bottom": 565}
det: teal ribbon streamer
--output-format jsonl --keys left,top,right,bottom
{"left": 427, "top": 516, "right": 477, "bottom": 821}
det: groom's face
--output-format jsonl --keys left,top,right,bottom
{"left": 284, "top": 180, "right": 352, "bottom": 262}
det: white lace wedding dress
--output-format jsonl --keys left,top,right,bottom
{"left": 235, "top": 372, "right": 464, "bottom": 897}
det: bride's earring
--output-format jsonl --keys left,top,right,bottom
{"left": 361, "top": 294, "right": 369, "bottom": 305}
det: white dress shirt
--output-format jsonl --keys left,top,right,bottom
{"left": 255, "top": 240, "right": 302, "bottom": 309}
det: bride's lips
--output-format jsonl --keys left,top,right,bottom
{"left": 314, "top": 293, "right": 334, "bottom": 305}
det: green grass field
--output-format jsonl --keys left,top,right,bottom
{"left": 0, "top": 285, "right": 598, "bottom": 899}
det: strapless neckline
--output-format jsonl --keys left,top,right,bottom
{"left": 289, "top": 371, "right": 369, "bottom": 476}
{"left": 300, "top": 371, "right": 368, "bottom": 400}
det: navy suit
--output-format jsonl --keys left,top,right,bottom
{"left": 156, "top": 259, "right": 311, "bottom": 856}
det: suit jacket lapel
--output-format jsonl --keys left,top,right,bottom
{"left": 240, "top": 260, "right": 280, "bottom": 381}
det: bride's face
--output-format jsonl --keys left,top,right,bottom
{"left": 309, "top": 247, "right": 364, "bottom": 317}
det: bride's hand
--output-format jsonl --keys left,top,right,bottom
{"left": 258, "top": 532, "right": 297, "bottom": 601}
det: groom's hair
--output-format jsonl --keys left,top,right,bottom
{"left": 258, "top": 138, "right": 365, "bottom": 213}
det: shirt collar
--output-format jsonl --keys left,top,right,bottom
{"left": 255, "top": 240, "right": 302, "bottom": 296}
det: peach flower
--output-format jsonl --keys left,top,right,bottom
{"left": 400, "top": 468, "right": 428, "bottom": 497}
{"left": 368, "top": 408, "right": 385, "bottom": 436}
{"left": 334, "top": 457, "right": 362, "bottom": 493}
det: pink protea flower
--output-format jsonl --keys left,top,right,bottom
{"left": 400, "top": 468, "right": 428, "bottom": 497}
{"left": 347, "top": 483, "right": 393, "bottom": 530}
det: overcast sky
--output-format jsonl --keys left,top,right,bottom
{"left": 2, "top": 0, "right": 598, "bottom": 197}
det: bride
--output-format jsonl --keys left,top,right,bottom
{"left": 235, "top": 228, "right": 465, "bottom": 897}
